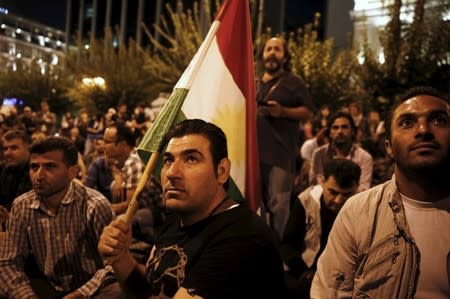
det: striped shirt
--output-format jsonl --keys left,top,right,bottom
{"left": 0, "top": 181, "right": 116, "bottom": 298}
{"left": 117, "top": 150, "right": 162, "bottom": 210}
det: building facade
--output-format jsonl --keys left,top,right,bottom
{"left": 0, "top": 7, "right": 66, "bottom": 72}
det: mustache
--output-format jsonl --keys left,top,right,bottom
{"left": 408, "top": 139, "right": 440, "bottom": 151}
{"left": 264, "top": 56, "right": 281, "bottom": 64}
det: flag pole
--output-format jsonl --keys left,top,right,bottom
{"left": 123, "top": 151, "right": 160, "bottom": 223}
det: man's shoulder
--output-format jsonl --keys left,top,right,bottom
{"left": 123, "top": 151, "right": 144, "bottom": 169}
{"left": 342, "top": 181, "right": 393, "bottom": 215}
{"left": 354, "top": 145, "right": 374, "bottom": 160}
{"left": 10, "top": 190, "right": 36, "bottom": 209}
{"left": 73, "top": 181, "right": 111, "bottom": 207}
{"left": 281, "top": 72, "right": 305, "bottom": 83}
{"left": 215, "top": 206, "right": 278, "bottom": 242}
{"left": 312, "top": 144, "right": 330, "bottom": 158}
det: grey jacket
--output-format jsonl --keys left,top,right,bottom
{"left": 298, "top": 185, "right": 324, "bottom": 268}
{"left": 311, "top": 176, "right": 420, "bottom": 299}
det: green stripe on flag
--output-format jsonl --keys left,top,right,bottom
{"left": 137, "top": 88, "right": 189, "bottom": 164}
{"left": 137, "top": 86, "right": 245, "bottom": 204}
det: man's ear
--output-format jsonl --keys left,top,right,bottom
{"left": 385, "top": 139, "right": 394, "bottom": 159}
{"left": 68, "top": 165, "right": 79, "bottom": 180}
{"left": 217, "top": 158, "right": 231, "bottom": 185}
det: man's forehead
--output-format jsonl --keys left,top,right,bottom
{"left": 3, "top": 138, "right": 25, "bottom": 146}
{"left": 165, "top": 135, "right": 209, "bottom": 153}
{"left": 265, "top": 38, "right": 284, "bottom": 48}
{"left": 30, "top": 150, "right": 64, "bottom": 162}
{"left": 325, "top": 176, "right": 357, "bottom": 192}
{"left": 394, "top": 95, "right": 449, "bottom": 117}
{"left": 332, "top": 117, "right": 350, "bottom": 126}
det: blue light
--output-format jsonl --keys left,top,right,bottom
{"left": 0, "top": 7, "right": 9, "bottom": 15}
{"left": 2, "top": 98, "right": 25, "bottom": 106}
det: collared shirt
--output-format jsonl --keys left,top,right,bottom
{"left": 310, "top": 143, "right": 373, "bottom": 192}
{"left": 117, "top": 150, "right": 162, "bottom": 210}
{"left": 0, "top": 181, "right": 116, "bottom": 298}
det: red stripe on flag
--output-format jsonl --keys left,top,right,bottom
{"left": 215, "top": 0, "right": 261, "bottom": 212}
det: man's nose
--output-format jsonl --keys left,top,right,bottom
{"left": 416, "top": 119, "right": 434, "bottom": 140}
{"left": 34, "top": 167, "right": 45, "bottom": 179}
{"left": 166, "top": 161, "right": 182, "bottom": 179}
{"left": 334, "top": 194, "right": 345, "bottom": 206}
{"left": 418, "top": 119, "right": 431, "bottom": 133}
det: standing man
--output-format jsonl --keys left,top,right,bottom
{"left": 0, "top": 137, "right": 121, "bottom": 298}
{"left": 311, "top": 86, "right": 450, "bottom": 298}
{"left": 257, "top": 37, "right": 315, "bottom": 239}
{"left": 0, "top": 130, "right": 32, "bottom": 228}
{"left": 310, "top": 111, "right": 373, "bottom": 191}
{"left": 282, "top": 159, "right": 361, "bottom": 298}
{"left": 98, "top": 119, "right": 286, "bottom": 298}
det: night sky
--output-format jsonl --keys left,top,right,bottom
{"left": 1, "top": 0, "right": 322, "bottom": 34}
{"left": 1, "top": 0, "right": 66, "bottom": 30}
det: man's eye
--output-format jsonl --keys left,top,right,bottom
{"left": 328, "top": 189, "right": 338, "bottom": 196}
{"left": 399, "top": 119, "right": 414, "bottom": 128}
{"left": 162, "top": 158, "right": 173, "bottom": 165}
{"left": 431, "top": 116, "right": 450, "bottom": 127}
{"left": 187, "top": 156, "right": 197, "bottom": 163}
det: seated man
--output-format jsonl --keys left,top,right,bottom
{"left": 98, "top": 119, "right": 286, "bottom": 298}
{"left": 0, "top": 130, "right": 33, "bottom": 227}
{"left": 282, "top": 159, "right": 361, "bottom": 298}
{"left": 0, "top": 137, "right": 121, "bottom": 299}
{"left": 310, "top": 112, "right": 373, "bottom": 191}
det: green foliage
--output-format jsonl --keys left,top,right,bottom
{"left": 142, "top": 1, "right": 211, "bottom": 94}
{"left": 0, "top": 59, "right": 73, "bottom": 114}
{"left": 1, "top": 0, "right": 447, "bottom": 116}
{"left": 64, "top": 29, "right": 156, "bottom": 113}
{"left": 356, "top": 0, "right": 449, "bottom": 110}
{"left": 255, "top": 14, "right": 361, "bottom": 109}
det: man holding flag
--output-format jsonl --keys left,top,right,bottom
{"left": 98, "top": 0, "right": 286, "bottom": 297}
{"left": 98, "top": 119, "right": 285, "bottom": 298}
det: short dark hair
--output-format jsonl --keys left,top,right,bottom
{"left": 323, "top": 159, "right": 361, "bottom": 189}
{"left": 164, "top": 119, "right": 229, "bottom": 187}
{"left": 108, "top": 124, "right": 136, "bottom": 147}
{"left": 164, "top": 119, "right": 228, "bottom": 168}
{"left": 30, "top": 137, "right": 78, "bottom": 166}
{"left": 2, "top": 129, "right": 31, "bottom": 145}
{"left": 385, "top": 86, "right": 449, "bottom": 141}
{"left": 328, "top": 111, "right": 357, "bottom": 139}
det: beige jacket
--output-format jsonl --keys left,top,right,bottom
{"left": 311, "top": 176, "right": 420, "bottom": 299}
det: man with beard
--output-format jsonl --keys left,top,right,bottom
{"left": 0, "top": 130, "right": 32, "bottom": 229}
{"left": 0, "top": 137, "right": 121, "bottom": 298}
{"left": 281, "top": 159, "right": 361, "bottom": 298}
{"left": 310, "top": 111, "right": 373, "bottom": 192}
{"left": 257, "top": 37, "right": 315, "bottom": 239}
{"left": 311, "top": 86, "right": 450, "bottom": 298}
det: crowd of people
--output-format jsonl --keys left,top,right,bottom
{"left": 0, "top": 36, "right": 448, "bottom": 298}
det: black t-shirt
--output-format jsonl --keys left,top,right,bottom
{"left": 145, "top": 205, "right": 286, "bottom": 298}
{"left": 256, "top": 72, "right": 314, "bottom": 171}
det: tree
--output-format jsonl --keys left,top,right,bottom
{"left": 0, "top": 59, "right": 73, "bottom": 115}
{"left": 356, "top": 0, "right": 449, "bottom": 110}
{"left": 64, "top": 29, "right": 155, "bottom": 113}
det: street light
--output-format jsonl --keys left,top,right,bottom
{"left": 81, "top": 76, "right": 106, "bottom": 89}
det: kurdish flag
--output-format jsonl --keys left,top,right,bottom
{"left": 136, "top": 0, "right": 261, "bottom": 211}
